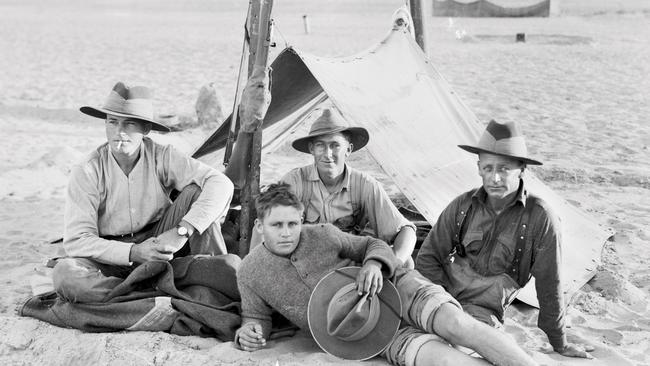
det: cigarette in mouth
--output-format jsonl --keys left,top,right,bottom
{"left": 116, "top": 141, "right": 123, "bottom": 149}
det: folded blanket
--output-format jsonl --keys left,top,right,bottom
{"left": 19, "top": 255, "right": 242, "bottom": 341}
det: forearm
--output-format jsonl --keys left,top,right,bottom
{"left": 414, "top": 231, "right": 448, "bottom": 285}
{"left": 183, "top": 172, "right": 234, "bottom": 233}
{"left": 64, "top": 234, "right": 133, "bottom": 265}
{"left": 363, "top": 237, "right": 400, "bottom": 277}
{"left": 392, "top": 226, "right": 416, "bottom": 264}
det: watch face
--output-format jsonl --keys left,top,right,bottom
{"left": 177, "top": 226, "right": 188, "bottom": 237}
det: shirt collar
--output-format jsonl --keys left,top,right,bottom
{"left": 472, "top": 178, "right": 528, "bottom": 208}
{"left": 307, "top": 163, "right": 352, "bottom": 191}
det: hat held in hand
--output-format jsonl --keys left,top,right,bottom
{"left": 458, "top": 119, "right": 542, "bottom": 165}
{"left": 308, "top": 266, "right": 401, "bottom": 361}
{"left": 80, "top": 82, "right": 170, "bottom": 132}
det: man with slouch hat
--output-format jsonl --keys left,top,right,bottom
{"left": 53, "top": 82, "right": 234, "bottom": 303}
{"left": 235, "top": 183, "right": 537, "bottom": 366}
{"left": 279, "top": 108, "right": 417, "bottom": 267}
{"left": 415, "top": 120, "right": 594, "bottom": 359}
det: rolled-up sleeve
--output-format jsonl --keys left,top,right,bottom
{"left": 63, "top": 164, "right": 133, "bottom": 265}
{"left": 158, "top": 145, "right": 234, "bottom": 234}
{"left": 335, "top": 225, "right": 400, "bottom": 277}
{"left": 361, "top": 176, "right": 415, "bottom": 244}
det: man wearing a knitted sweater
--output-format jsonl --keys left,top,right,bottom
{"left": 234, "top": 183, "right": 537, "bottom": 366}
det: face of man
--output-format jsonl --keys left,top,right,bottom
{"left": 477, "top": 153, "right": 524, "bottom": 204}
{"left": 308, "top": 132, "right": 352, "bottom": 181}
{"left": 105, "top": 114, "right": 151, "bottom": 158}
{"left": 255, "top": 205, "right": 303, "bottom": 257}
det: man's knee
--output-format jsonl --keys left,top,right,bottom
{"left": 433, "top": 304, "right": 482, "bottom": 344}
{"left": 52, "top": 258, "right": 93, "bottom": 302}
{"left": 51, "top": 258, "right": 120, "bottom": 303}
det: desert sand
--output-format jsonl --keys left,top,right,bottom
{"left": 0, "top": 0, "right": 648, "bottom": 365}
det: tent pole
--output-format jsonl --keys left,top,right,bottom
{"left": 239, "top": 0, "right": 274, "bottom": 257}
{"left": 408, "top": 0, "right": 428, "bottom": 55}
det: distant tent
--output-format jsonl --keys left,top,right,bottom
{"left": 433, "top": 0, "right": 553, "bottom": 17}
{"left": 193, "top": 26, "right": 611, "bottom": 307}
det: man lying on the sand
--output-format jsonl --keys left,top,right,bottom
{"left": 234, "top": 183, "right": 538, "bottom": 366}
{"left": 415, "top": 120, "right": 594, "bottom": 359}
{"left": 53, "top": 82, "right": 234, "bottom": 303}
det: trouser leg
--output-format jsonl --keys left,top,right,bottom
{"left": 52, "top": 257, "right": 131, "bottom": 303}
{"left": 383, "top": 326, "right": 488, "bottom": 366}
{"left": 393, "top": 269, "right": 462, "bottom": 333}
{"left": 153, "top": 183, "right": 228, "bottom": 256}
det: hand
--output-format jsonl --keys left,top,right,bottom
{"left": 555, "top": 343, "right": 595, "bottom": 359}
{"left": 129, "top": 236, "right": 176, "bottom": 263}
{"left": 155, "top": 227, "right": 190, "bottom": 253}
{"left": 356, "top": 260, "right": 383, "bottom": 297}
{"left": 236, "top": 322, "right": 267, "bottom": 352}
{"left": 239, "top": 65, "right": 271, "bottom": 133}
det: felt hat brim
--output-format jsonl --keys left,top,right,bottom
{"left": 80, "top": 105, "right": 171, "bottom": 132}
{"left": 308, "top": 266, "right": 402, "bottom": 361}
{"left": 458, "top": 144, "right": 543, "bottom": 165}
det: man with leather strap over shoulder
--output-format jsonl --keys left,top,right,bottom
{"left": 415, "top": 119, "right": 594, "bottom": 359}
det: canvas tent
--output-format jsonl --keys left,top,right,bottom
{"left": 432, "top": 0, "right": 556, "bottom": 17}
{"left": 193, "top": 25, "right": 611, "bottom": 308}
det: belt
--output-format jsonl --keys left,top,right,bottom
{"left": 101, "top": 221, "right": 157, "bottom": 241}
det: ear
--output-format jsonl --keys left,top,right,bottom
{"left": 143, "top": 122, "right": 152, "bottom": 135}
{"left": 476, "top": 160, "right": 481, "bottom": 175}
{"left": 346, "top": 142, "right": 353, "bottom": 156}
{"left": 519, "top": 168, "right": 526, "bottom": 179}
{"left": 254, "top": 218, "right": 263, "bottom": 233}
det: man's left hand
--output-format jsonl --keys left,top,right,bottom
{"left": 556, "top": 343, "right": 595, "bottom": 359}
{"left": 156, "top": 228, "right": 189, "bottom": 254}
{"left": 356, "top": 260, "right": 383, "bottom": 297}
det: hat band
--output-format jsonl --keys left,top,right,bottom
{"left": 102, "top": 91, "right": 154, "bottom": 120}
{"left": 477, "top": 133, "right": 528, "bottom": 157}
{"left": 327, "top": 285, "right": 380, "bottom": 342}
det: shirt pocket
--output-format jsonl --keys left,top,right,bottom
{"left": 462, "top": 230, "right": 484, "bottom": 256}
{"left": 489, "top": 233, "right": 516, "bottom": 274}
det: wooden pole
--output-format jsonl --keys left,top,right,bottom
{"left": 223, "top": 22, "right": 250, "bottom": 167}
{"left": 408, "top": 0, "right": 428, "bottom": 55}
{"left": 238, "top": 0, "right": 274, "bottom": 257}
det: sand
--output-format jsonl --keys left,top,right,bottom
{"left": 0, "top": 0, "right": 648, "bottom": 365}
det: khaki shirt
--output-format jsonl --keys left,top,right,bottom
{"left": 281, "top": 164, "right": 414, "bottom": 244}
{"left": 64, "top": 137, "right": 233, "bottom": 265}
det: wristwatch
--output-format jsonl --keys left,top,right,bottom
{"left": 176, "top": 225, "right": 190, "bottom": 238}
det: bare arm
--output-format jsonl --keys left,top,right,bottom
{"left": 392, "top": 225, "right": 417, "bottom": 266}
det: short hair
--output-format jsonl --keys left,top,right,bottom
{"left": 255, "top": 183, "right": 304, "bottom": 220}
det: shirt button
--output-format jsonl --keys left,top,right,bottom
{"left": 131, "top": 208, "right": 136, "bottom": 213}
{"left": 291, "top": 256, "right": 297, "bottom": 262}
